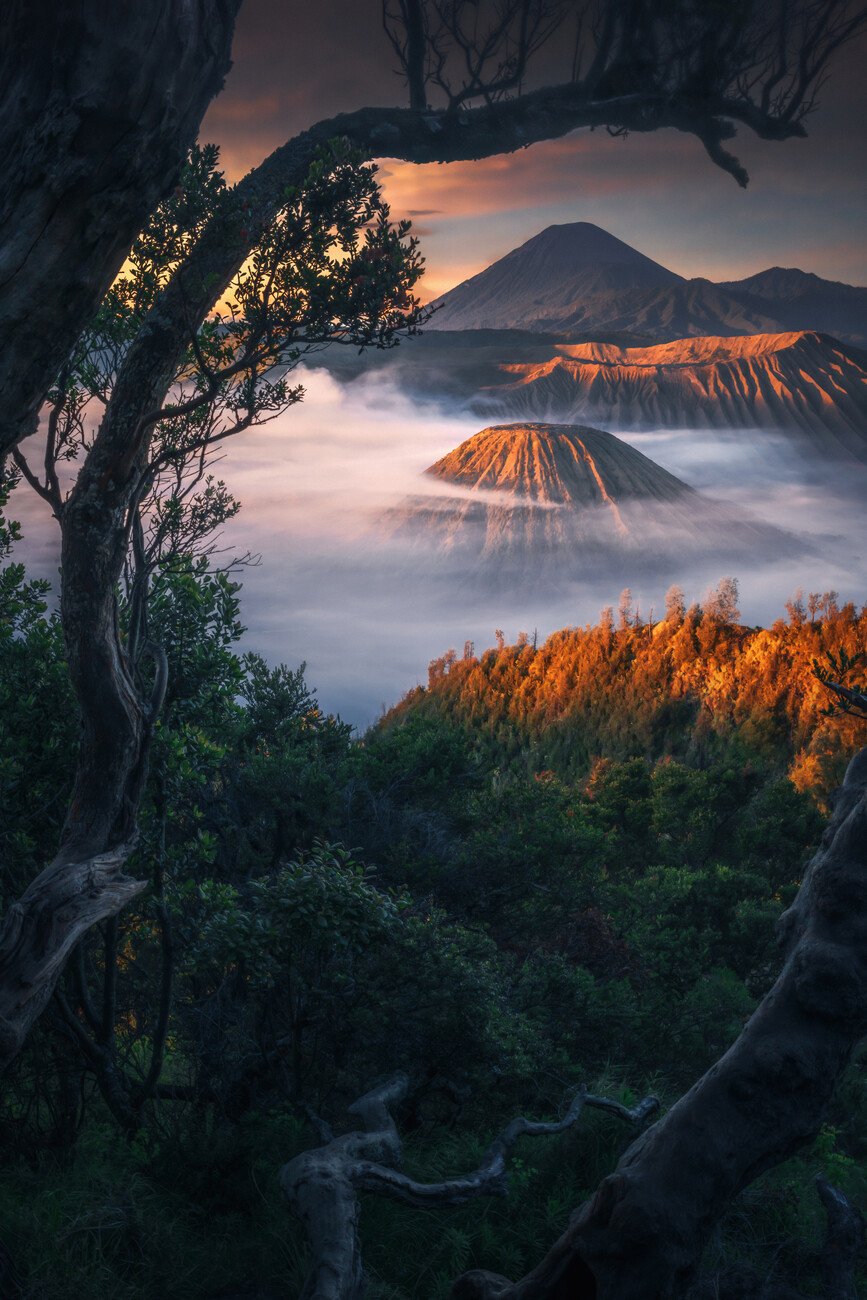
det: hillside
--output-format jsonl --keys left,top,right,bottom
{"left": 387, "top": 592, "right": 867, "bottom": 799}
{"left": 720, "top": 267, "right": 867, "bottom": 348}
{"left": 474, "top": 331, "right": 867, "bottom": 454}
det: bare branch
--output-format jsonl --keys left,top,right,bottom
{"left": 10, "top": 447, "right": 58, "bottom": 511}
{"left": 383, "top": 0, "right": 430, "bottom": 109}
{"left": 379, "top": 0, "right": 867, "bottom": 144}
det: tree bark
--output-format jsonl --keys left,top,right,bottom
{"left": 450, "top": 749, "right": 867, "bottom": 1299}
{"left": 0, "top": 0, "right": 240, "bottom": 458}
{"left": 59, "top": 465, "right": 151, "bottom": 859}
{"left": 815, "top": 1175, "right": 864, "bottom": 1300}
{"left": 0, "top": 394, "right": 167, "bottom": 1073}
{"left": 0, "top": 844, "right": 144, "bottom": 1069}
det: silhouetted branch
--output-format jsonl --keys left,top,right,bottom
{"left": 383, "top": 0, "right": 430, "bottom": 109}
{"left": 10, "top": 447, "right": 58, "bottom": 510}
{"left": 379, "top": 0, "right": 867, "bottom": 176}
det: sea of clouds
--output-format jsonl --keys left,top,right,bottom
{"left": 11, "top": 365, "right": 867, "bottom": 730}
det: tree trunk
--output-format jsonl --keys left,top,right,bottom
{"left": 451, "top": 749, "right": 867, "bottom": 1299}
{"left": 59, "top": 476, "right": 149, "bottom": 859}
{"left": 0, "top": 0, "right": 240, "bottom": 458}
{"left": 0, "top": 346, "right": 162, "bottom": 1073}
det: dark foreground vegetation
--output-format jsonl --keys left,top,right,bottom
{"left": 1, "top": 547, "right": 865, "bottom": 1297}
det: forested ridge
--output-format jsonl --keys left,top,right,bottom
{"left": 1, "top": 548, "right": 865, "bottom": 1297}
{"left": 400, "top": 586, "right": 867, "bottom": 803}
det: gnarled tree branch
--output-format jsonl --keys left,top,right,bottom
{"left": 280, "top": 1074, "right": 658, "bottom": 1300}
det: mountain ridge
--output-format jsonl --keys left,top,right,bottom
{"left": 473, "top": 331, "right": 867, "bottom": 455}
{"left": 431, "top": 223, "right": 867, "bottom": 346}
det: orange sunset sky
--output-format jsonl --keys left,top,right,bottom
{"left": 201, "top": 0, "right": 867, "bottom": 302}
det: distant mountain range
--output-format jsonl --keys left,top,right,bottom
{"left": 302, "top": 222, "right": 867, "bottom": 448}
{"left": 431, "top": 222, "right": 867, "bottom": 347}
{"left": 474, "top": 331, "right": 867, "bottom": 456}
{"left": 384, "top": 423, "right": 797, "bottom": 584}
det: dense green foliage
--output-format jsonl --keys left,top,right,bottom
{"left": 0, "top": 553, "right": 865, "bottom": 1297}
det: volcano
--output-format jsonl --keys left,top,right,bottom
{"left": 426, "top": 421, "right": 687, "bottom": 507}
{"left": 430, "top": 223, "right": 866, "bottom": 347}
{"left": 430, "top": 222, "right": 682, "bottom": 335}
{"left": 431, "top": 222, "right": 778, "bottom": 338}
{"left": 383, "top": 423, "right": 796, "bottom": 585}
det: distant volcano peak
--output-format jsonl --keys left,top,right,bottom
{"left": 431, "top": 223, "right": 681, "bottom": 334}
{"left": 429, "top": 221, "right": 867, "bottom": 346}
{"left": 507, "top": 222, "right": 681, "bottom": 276}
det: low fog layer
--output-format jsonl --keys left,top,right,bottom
{"left": 11, "top": 367, "right": 867, "bottom": 729}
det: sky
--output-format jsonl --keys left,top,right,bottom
{"left": 201, "top": 0, "right": 867, "bottom": 300}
